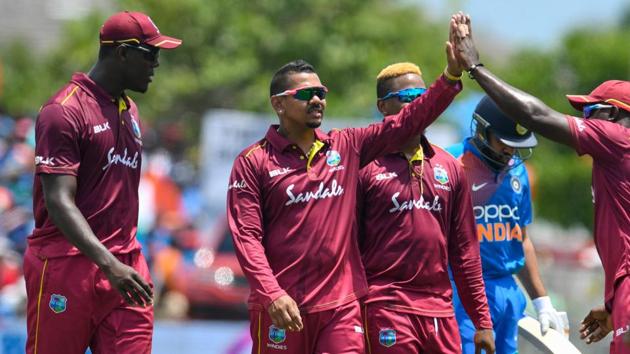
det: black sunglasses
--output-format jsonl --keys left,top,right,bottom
{"left": 273, "top": 86, "right": 328, "bottom": 101}
{"left": 120, "top": 43, "right": 160, "bottom": 63}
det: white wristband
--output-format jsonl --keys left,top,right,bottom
{"left": 532, "top": 296, "right": 553, "bottom": 313}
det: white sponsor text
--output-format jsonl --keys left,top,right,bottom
{"left": 389, "top": 193, "right": 442, "bottom": 213}
{"left": 285, "top": 179, "right": 344, "bottom": 206}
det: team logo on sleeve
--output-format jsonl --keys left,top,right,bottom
{"left": 510, "top": 176, "right": 522, "bottom": 193}
{"left": 326, "top": 150, "right": 341, "bottom": 166}
{"left": 131, "top": 118, "right": 142, "bottom": 139}
{"left": 379, "top": 328, "right": 397, "bottom": 347}
{"left": 269, "top": 325, "right": 286, "bottom": 344}
{"left": 49, "top": 294, "right": 67, "bottom": 314}
{"left": 433, "top": 165, "right": 449, "bottom": 185}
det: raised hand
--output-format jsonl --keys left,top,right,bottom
{"left": 102, "top": 259, "right": 153, "bottom": 307}
{"left": 445, "top": 14, "right": 464, "bottom": 78}
{"left": 450, "top": 11, "right": 480, "bottom": 71}
{"left": 579, "top": 305, "right": 612, "bottom": 344}
{"left": 268, "top": 294, "right": 304, "bottom": 332}
{"left": 474, "top": 329, "right": 495, "bottom": 354}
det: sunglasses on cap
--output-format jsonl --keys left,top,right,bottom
{"left": 273, "top": 86, "right": 328, "bottom": 101}
{"left": 379, "top": 88, "right": 427, "bottom": 103}
{"left": 120, "top": 43, "right": 160, "bottom": 63}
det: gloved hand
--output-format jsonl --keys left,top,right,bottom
{"left": 532, "top": 296, "right": 566, "bottom": 336}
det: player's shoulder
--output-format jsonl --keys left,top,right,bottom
{"left": 361, "top": 153, "right": 393, "bottom": 172}
{"left": 509, "top": 160, "right": 529, "bottom": 176}
{"left": 590, "top": 118, "right": 630, "bottom": 140}
{"left": 322, "top": 127, "right": 348, "bottom": 142}
{"left": 432, "top": 144, "right": 465, "bottom": 170}
{"left": 38, "top": 85, "right": 86, "bottom": 123}
{"left": 432, "top": 144, "right": 458, "bottom": 161}
{"left": 41, "top": 82, "right": 76, "bottom": 110}
{"left": 327, "top": 127, "right": 343, "bottom": 135}
{"left": 574, "top": 115, "right": 628, "bottom": 135}
{"left": 237, "top": 138, "right": 269, "bottom": 161}
{"left": 444, "top": 142, "right": 465, "bottom": 159}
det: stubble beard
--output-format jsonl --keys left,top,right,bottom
{"left": 306, "top": 121, "right": 321, "bottom": 129}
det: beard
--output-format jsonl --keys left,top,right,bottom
{"left": 306, "top": 104, "right": 323, "bottom": 129}
{"left": 306, "top": 121, "right": 322, "bottom": 128}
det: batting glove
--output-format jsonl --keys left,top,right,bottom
{"left": 532, "top": 296, "right": 565, "bottom": 335}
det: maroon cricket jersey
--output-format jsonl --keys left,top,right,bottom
{"left": 29, "top": 73, "right": 143, "bottom": 258}
{"left": 227, "top": 76, "right": 461, "bottom": 313}
{"left": 358, "top": 137, "right": 492, "bottom": 329}
{"left": 566, "top": 116, "right": 630, "bottom": 304}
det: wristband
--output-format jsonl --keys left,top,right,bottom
{"left": 467, "top": 63, "right": 484, "bottom": 79}
{"left": 443, "top": 67, "right": 462, "bottom": 81}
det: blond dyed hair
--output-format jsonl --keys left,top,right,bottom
{"left": 376, "top": 62, "right": 423, "bottom": 98}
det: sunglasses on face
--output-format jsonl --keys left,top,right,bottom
{"left": 273, "top": 86, "right": 328, "bottom": 101}
{"left": 379, "top": 88, "right": 427, "bottom": 103}
{"left": 582, "top": 103, "right": 614, "bottom": 118}
{"left": 120, "top": 43, "right": 160, "bottom": 63}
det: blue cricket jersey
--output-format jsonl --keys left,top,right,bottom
{"left": 447, "top": 138, "right": 532, "bottom": 278}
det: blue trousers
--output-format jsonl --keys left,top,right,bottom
{"left": 452, "top": 275, "right": 526, "bottom": 354}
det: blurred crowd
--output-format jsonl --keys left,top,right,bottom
{"left": 0, "top": 107, "right": 33, "bottom": 319}
{"left": 0, "top": 108, "right": 249, "bottom": 321}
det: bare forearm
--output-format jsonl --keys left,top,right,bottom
{"left": 451, "top": 13, "right": 573, "bottom": 145}
{"left": 517, "top": 237, "right": 547, "bottom": 299}
{"left": 45, "top": 198, "right": 117, "bottom": 269}
{"left": 469, "top": 67, "right": 572, "bottom": 146}
{"left": 473, "top": 68, "right": 547, "bottom": 128}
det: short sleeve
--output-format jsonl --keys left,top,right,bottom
{"left": 519, "top": 167, "right": 533, "bottom": 226}
{"left": 566, "top": 115, "right": 630, "bottom": 163}
{"left": 35, "top": 103, "right": 82, "bottom": 175}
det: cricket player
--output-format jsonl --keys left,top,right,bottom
{"left": 227, "top": 20, "right": 464, "bottom": 353}
{"left": 451, "top": 12, "right": 630, "bottom": 354}
{"left": 23, "top": 11, "right": 181, "bottom": 354}
{"left": 448, "top": 96, "right": 564, "bottom": 354}
{"left": 358, "top": 62, "right": 495, "bottom": 354}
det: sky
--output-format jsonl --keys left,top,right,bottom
{"left": 418, "top": 0, "right": 628, "bottom": 49}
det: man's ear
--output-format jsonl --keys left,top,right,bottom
{"left": 610, "top": 105, "right": 620, "bottom": 121}
{"left": 376, "top": 100, "right": 388, "bottom": 116}
{"left": 271, "top": 96, "right": 284, "bottom": 115}
{"left": 115, "top": 45, "right": 128, "bottom": 62}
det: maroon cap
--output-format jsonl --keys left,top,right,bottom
{"left": 566, "top": 80, "right": 630, "bottom": 113}
{"left": 99, "top": 11, "right": 182, "bottom": 49}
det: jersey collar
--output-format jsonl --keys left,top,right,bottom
{"left": 265, "top": 124, "right": 331, "bottom": 152}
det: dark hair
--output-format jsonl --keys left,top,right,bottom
{"left": 269, "top": 59, "right": 316, "bottom": 96}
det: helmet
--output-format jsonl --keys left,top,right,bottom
{"left": 472, "top": 96, "right": 537, "bottom": 171}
